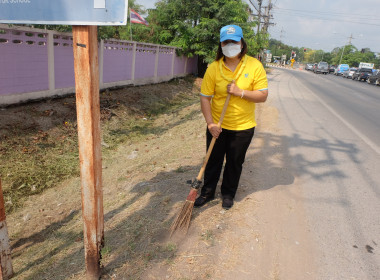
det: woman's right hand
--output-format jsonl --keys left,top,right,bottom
{"left": 207, "top": 123, "right": 222, "bottom": 138}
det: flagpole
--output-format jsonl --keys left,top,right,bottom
{"left": 129, "top": 8, "right": 133, "bottom": 41}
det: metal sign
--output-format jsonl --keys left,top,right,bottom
{"left": 0, "top": 0, "right": 128, "bottom": 25}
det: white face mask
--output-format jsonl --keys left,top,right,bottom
{"left": 222, "top": 43, "right": 241, "bottom": 58}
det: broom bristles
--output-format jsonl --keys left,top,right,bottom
{"left": 170, "top": 188, "right": 198, "bottom": 236}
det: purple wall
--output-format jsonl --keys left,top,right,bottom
{"left": 134, "top": 43, "right": 156, "bottom": 79}
{"left": 174, "top": 56, "right": 187, "bottom": 75}
{"left": 103, "top": 40, "right": 133, "bottom": 83}
{"left": 157, "top": 47, "right": 174, "bottom": 77}
{"left": 0, "top": 26, "right": 197, "bottom": 103}
{"left": 0, "top": 28, "right": 49, "bottom": 96}
{"left": 54, "top": 34, "right": 75, "bottom": 89}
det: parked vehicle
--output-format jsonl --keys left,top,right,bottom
{"left": 352, "top": 68, "right": 373, "bottom": 81}
{"left": 367, "top": 70, "right": 380, "bottom": 85}
{"left": 305, "top": 63, "right": 314, "bottom": 71}
{"left": 342, "top": 68, "right": 357, "bottom": 79}
{"left": 314, "top": 61, "right": 329, "bottom": 74}
{"left": 358, "top": 62, "right": 374, "bottom": 69}
{"left": 329, "top": 65, "right": 336, "bottom": 73}
{"left": 334, "top": 64, "right": 350, "bottom": 75}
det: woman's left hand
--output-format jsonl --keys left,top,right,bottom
{"left": 227, "top": 80, "right": 243, "bottom": 97}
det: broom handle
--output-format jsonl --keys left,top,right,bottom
{"left": 196, "top": 93, "right": 231, "bottom": 181}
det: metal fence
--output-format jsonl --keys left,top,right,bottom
{"left": 0, "top": 24, "right": 197, "bottom": 106}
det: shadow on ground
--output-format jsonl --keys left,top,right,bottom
{"left": 11, "top": 128, "right": 364, "bottom": 279}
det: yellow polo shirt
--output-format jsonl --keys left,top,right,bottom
{"left": 200, "top": 55, "right": 268, "bottom": 130}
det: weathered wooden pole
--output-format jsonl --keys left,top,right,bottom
{"left": 72, "top": 26, "right": 104, "bottom": 280}
{"left": 0, "top": 178, "right": 13, "bottom": 280}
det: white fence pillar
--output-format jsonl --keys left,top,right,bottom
{"left": 131, "top": 42, "right": 136, "bottom": 81}
{"left": 171, "top": 48, "right": 175, "bottom": 78}
{"left": 154, "top": 45, "right": 159, "bottom": 82}
{"left": 47, "top": 32, "right": 55, "bottom": 91}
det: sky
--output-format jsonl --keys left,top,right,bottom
{"left": 136, "top": 0, "right": 380, "bottom": 53}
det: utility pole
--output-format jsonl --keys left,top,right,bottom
{"left": 279, "top": 27, "right": 285, "bottom": 41}
{"left": 339, "top": 34, "right": 354, "bottom": 65}
{"left": 248, "top": 1, "right": 274, "bottom": 60}
{"left": 348, "top": 33, "right": 354, "bottom": 45}
{"left": 279, "top": 28, "right": 285, "bottom": 64}
{"left": 262, "top": 0, "right": 274, "bottom": 33}
{"left": 248, "top": 0, "right": 263, "bottom": 35}
{"left": 257, "top": 0, "right": 262, "bottom": 35}
{"left": 252, "top": 0, "right": 275, "bottom": 34}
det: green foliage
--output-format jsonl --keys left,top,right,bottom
{"left": 148, "top": 0, "right": 258, "bottom": 63}
{"left": 268, "top": 38, "right": 295, "bottom": 60}
{"left": 98, "top": 0, "right": 149, "bottom": 40}
{"left": 333, "top": 46, "right": 377, "bottom": 67}
{"left": 12, "top": 0, "right": 267, "bottom": 65}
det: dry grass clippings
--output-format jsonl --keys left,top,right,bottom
{"left": 2, "top": 76, "right": 206, "bottom": 279}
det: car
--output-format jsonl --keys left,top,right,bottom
{"left": 342, "top": 68, "right": 357, "bottom": 79}
{"left": 352, "top": 68, "right": 373, "bottom": 81}
{"left": 335, "top": 64, "right": 350, "bottom": 75}
{"left": 334, "top": 64, "right": 350, "bottom": 75}
{"left": 329, "top": 65, "right": 336, "bottom": 73}
{"left": 341, "top": 70, "right": 349, "bottom": 78}
{"left": 367, "top": 70, "right": 380, "bottom": 85}
{"left": 314, "top": 61, "right": 329, "bottom": 74}
{"left": 305, "top": 63, "right": 314, "bottom": 71}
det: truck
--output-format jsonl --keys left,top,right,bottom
{"left": 358, "top": 62, "right": 374, "bottom": 69}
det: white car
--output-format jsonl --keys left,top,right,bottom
{"left": 305, "top": 63, "right": 314, "bottom": 71}
{"left": 342, "top": 68, "right": 357, "bottom": 79}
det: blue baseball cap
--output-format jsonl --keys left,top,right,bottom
{"left": 220, "top": 25, "right": 243, "bottom": 42}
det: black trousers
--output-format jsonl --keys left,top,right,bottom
{"left": 200, "top": 126, "right": 255, "bottom": 199}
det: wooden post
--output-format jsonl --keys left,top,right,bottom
{"left": 72, "top": 26, "right": 104, "bottom": 280}
{"left": 0, "top": 178, "right": 13, "bottom": 280}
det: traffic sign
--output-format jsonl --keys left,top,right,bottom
{"left": 0, "top": 0, "right": 128, "bottom": 25}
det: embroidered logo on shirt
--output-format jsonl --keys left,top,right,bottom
{"left": 245, "top": 73, "right": 249, "bottom": 78}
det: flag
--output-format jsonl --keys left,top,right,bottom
{"left": 130, "top": 9, "right": 148, "bottom": 26}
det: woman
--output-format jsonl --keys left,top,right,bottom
{"left": 195, "top": 24, "right": 268, "bottom": 209}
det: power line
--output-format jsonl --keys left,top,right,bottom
{"left": 273, "top": 10, "right": 380, "bottom": 24}
{"left": 272, "top": 9, "right": 380, "bottom": 27}
{"left": 273, "top": 7, "right": 379, "bottom": 20}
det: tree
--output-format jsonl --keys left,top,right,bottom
{"left": 268, "top": 38, "right": 297, "bottom": 62}
{"left": 149, "top": 0, "right": 256, "bottom": 66}
{"left": 98, "top": 0, "right": 147, "bottom": 40}
{"left": 331, "top": 44, "right": 356, "bottom": 65}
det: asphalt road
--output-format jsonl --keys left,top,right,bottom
{"left": 268, "top": 68, "right": 380, "bottom": 279}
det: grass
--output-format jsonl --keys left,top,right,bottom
{"left": 201, "top": 229, "right": 216, "bottom": 246}
{"left": 0, "top": 124, "right": 80, "bottom": 212}
{"left": 0, "top": 76, "right": 200, "bottom": 214}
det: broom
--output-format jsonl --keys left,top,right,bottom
{"left": 170, "top": 93, "right": 232, "bottom": 235}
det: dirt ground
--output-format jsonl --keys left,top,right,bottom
{"left": 1, "top": 74, "right": 316, "bottom": 279}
